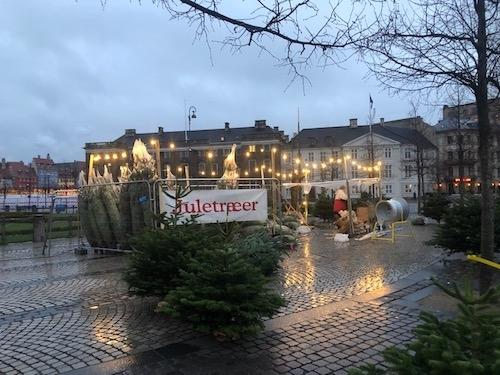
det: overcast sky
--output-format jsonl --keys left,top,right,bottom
{"left": 0, "top": 0, "right": 443, "bottom": 163}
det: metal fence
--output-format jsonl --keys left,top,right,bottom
{"left": 1, "top": 178, "right": 283, "bottom": 249}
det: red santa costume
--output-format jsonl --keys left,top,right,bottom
{"left": 333, "top": 186, "right": 348, "bottom": 215}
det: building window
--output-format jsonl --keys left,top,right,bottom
{"left": 332, "top": 166, "right": 339, "bottom": 179}
{"left": 198, "top": 162, "right": 206, "bottom": 173}
{"left": 467, "top": 150, "right": 473, "bottom": 159}
{"left": 384, "top": 184, "right": 393, "bottom": 195}
{"left": 248, "top": 145, "right": 256, "bottom": 153}
{"left": 180, "top": 151, "right": 189, "bottom": 160}
{"left": 351, "top": 165, "right": 358, "bottom": 179}
{"left": 320, "top": 169, "right": 327, "bottom": 180}
{"left": 404, "top": 184, "right": 412, "bottom": 193}
{"left": 211, "top": 163, "right": 219, "bottom": 175}
{"left": 352, "top": 185, "right": 359, "bottom": 194}
{"left": 448, "top": 151, "right": 453, "bottom": 160}
{"left": 447, "top": 136, "right": 453, "bottom": 144}
{"left": 331, "top": 150, "right": 339, "bottom": 159}
{"left": 467, "top": 135, "right": 472, "bottom": 143}
{"left": 404, "top": 148, "right": 412, "bottom": 159}
{"left": 404, "top": 165, "right": 412, "bottom": 178}
{"left": 351, "top": 149, "right": 358, "bottom": 160}
{"left": 308, "top": 152, "right": 314, "bottom": 162}
{"left": 223, "top": 148, "right": 230, "bottom": 156}
{"left": 264, "top": 159, "right": 271, "bottom": 168}
{"left": 320, "top": 152, "right": 327, "bottom": 162}
{"left": 384, "top": 148, "right": 392, "bottom": 158}
{"left": 498, "top": 167, "right": 500, "bottom": 178}
{"left": 383, "top": 164, "right": 392, "bottom": 178}
{"left": 448, "top": 166, "right": 454, "bottom": 177}
{"left": 249, "top": 159, "right": 256, "bottom": 172}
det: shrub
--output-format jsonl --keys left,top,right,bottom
{"left": 123, "top": 222, "right": 222, "bottom": 296}
{"left": 158, "top": 246, "right": 285, "bottom": 340}
{"left": 422, "top": 193, "right": 450, "bottom": 223}
{"left": 232, "top": 230, "right": 286, "bottom": 276}
{"left": 349, "top": 280, "right": 500, "bottom": 375}
{"left": 433, "top": 195, "right": 500, "bottom": 253}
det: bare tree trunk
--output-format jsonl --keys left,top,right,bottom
{"left": 458, "top": 133, "right": 465, "bottom": 202}
{"left": 476, "top": 0, "right": 494, "bottom": 292}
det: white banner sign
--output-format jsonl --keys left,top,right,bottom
{"left": 160, "top": 189, "right": 268, "bottom": 223}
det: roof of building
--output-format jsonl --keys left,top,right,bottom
{"left": 435, "top": 118, "right": 479, "bottom": 132}
{"left": 290, "top": 119, "right": 435, "bottom": 149}
{"left": 86, "top": 122, "right": 287, "bottom": 150}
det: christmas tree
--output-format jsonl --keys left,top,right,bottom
{"left": 349, "top": 280, "right": 500, "bottom": 375}
{"left": 158, "top": 246, "right": 285, "bottom": 340}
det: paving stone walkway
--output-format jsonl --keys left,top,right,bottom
{"left": 0, "top": 227, "right": 450, "bottom": 375}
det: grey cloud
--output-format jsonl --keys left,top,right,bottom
{"left": 0, "top": 0, "right": 439, "bottom": 163}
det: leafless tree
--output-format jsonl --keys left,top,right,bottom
{"left": 148, "top": 0, "right": 499, "bottom": 277}
{"left": 405, "top": 102, "right": 438, "bottom": 213}
{"left": 357, "top": 0, "right": 499, "bottom": 278}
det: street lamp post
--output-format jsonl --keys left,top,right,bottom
{"left": 185, "top": 106, "right": 197, "bottom": 142}
{"left": 185, "top": 106, "right": 197, "bottom": 178}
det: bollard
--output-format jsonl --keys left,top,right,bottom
{"left": 33, "top": 214, "right": 46, "bottom": 242}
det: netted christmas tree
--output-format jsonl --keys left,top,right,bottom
{"left": 158, "top": 246, "right": 285, "bottom": 340}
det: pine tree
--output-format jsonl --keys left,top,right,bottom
{"left": 422, "top": 193, "right": 450, "bottom": 223}
{"left": 433, "top": 195, "right": 500, "bottom": 253}
{"left": 158, "top": 246, "right": 285, "bottom": 340}
{"left": 349, "top": 280, "right": 500, "bottom": 375}
{"left": 313, "top": 193, "right": 333, "bottom": 221}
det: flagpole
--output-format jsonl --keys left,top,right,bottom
{"left": 369, "top": 95, "right": 375, "bottom": 195}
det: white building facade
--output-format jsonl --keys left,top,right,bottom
{"left": 284, "top": 118, "right": 437, "bottom": 199}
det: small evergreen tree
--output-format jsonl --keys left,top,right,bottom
{"left": 433, "top": 196, "right": 500, "bottom": 253}
{"left": 124, "top": 219, "right": 222, "bottom": 296}
{"left": 422, "top": 193, "right": 449, "bottom": 223}
{"left": 158, "top": 246, "right": 285, "bottom": 340}
{"left": 313, "top": 193, "right": 333, "bottom": 221}
{"left": 349, "top": 280, "right": 500, "bottom": 375}
{"left": 232, "top": 230, "right": 286, "bottom": 276}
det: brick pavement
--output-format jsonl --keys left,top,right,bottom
{"left": 0, "top": 227, "right": 445, "bottom": 374}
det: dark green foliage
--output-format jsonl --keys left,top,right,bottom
{"left": 158, "top": 247, "right": 285, "bottom": 340}
{"left": 422, "top": 193, "right": 450, "bottom": 223}
{"left": 349, "top": 280, "right": 500, "bottom": 375}
{"left": 123, "top": 220, "right": 222, "bottom": 296}
{"left": 232, "top": 230, "right": 286, "bottom": 276}
{"left": 433, "top": 196, "right": 500, "bottom": 253}
{"left": 313, "top": 193, "right": 333, "bottom": 221}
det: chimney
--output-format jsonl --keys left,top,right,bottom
{"left": 46, "top": 153, "right": 50, "bottom": 160}
{"left": 273, "top": 126, "right": 279, "bottom": 131}
{"left": 380, "top": 117, "right": 385, "bottom": 126}
{"left": 349, "top": 118, "right": 358, "bottom": 128}
{"left": 224, "top": 122, "right": 230, "bottom": 131}
{"left": 255, "top": 119, "right": 267, "bottom": 129}
{"left": 1, "top": 158, "right": 5, "bottom": 169}
{"left": 158, "top": 126, "right": 164, "bottom": 135}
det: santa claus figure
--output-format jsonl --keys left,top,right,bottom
{"left": 333, "top": 185, "right": 348, "bottom": 218}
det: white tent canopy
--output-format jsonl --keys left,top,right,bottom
{"left": 282, "top": 178, "right": 379, "bottom": 193}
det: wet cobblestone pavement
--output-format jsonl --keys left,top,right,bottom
{"left": 0, "top": 227, "right": 448, "bottom": 374}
